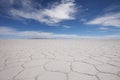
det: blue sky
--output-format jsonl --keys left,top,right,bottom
{"left": 0, "top": 0, "right": 120, "bottom": 39}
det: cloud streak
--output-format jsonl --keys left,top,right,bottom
{"left": 63, "top": 25, "right": 71, "bottom": 28}
{"left": 0, "top": 27, "right": 80, "bottom": 39}
{"left": 0, "top": 27, "right": 120, "bottom": 39}
{"left": 98, "top": 27, "right": 109, "bottom": 30}
{"left": 86, "top": 12, "right": 120, "bottom": 28}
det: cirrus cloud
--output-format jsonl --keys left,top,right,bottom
{"left": 86, "top": 12, "right": 120, "bottom": 28}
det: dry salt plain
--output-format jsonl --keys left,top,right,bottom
{"left": 0, "top": 39, "right": 120, "bottom": 80}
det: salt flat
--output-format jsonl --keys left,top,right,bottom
{"left": 0, "top": 39, "right": 120, "bottom": 80}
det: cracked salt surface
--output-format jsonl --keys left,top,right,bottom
{"left": 0, "top": 39, "right": 120, "bottom": 80}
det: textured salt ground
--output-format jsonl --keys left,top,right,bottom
{"left": 0, "top": 39, "right": 120, "bottom": 80}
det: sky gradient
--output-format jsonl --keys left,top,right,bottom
{"left": 0, "top": 0, "right": 120, "bottom": 39}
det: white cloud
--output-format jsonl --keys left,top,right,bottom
{"left": 63, "top": 25, "right": 71, "bottom": 28}
{"left": 0, "top": 27, "right": 80, "bottom": 39}
{"left": 10, "top": 0, "right": 77, "bottom": 25}
{"left": 0, "top": 27, "right": 16, "bottom": 35}
{"left": 86, "top": 12, "right": 120, "bottom": 28}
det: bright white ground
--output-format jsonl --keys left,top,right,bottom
{"left": 0, "top": 39, "right": 120, "bottom": 80}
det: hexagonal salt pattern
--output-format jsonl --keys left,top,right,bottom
{"left": 0, "top": 39, "right": 120, "bottom": 80}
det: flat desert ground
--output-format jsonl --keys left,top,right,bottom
{"left": 0, "top": 39, "right": 120, "bottom": 80}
